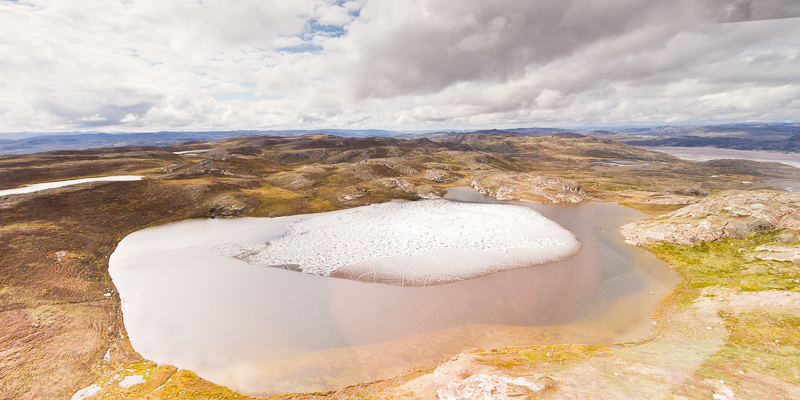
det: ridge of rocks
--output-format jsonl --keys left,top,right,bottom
{"left": 622, "top": 191, "right": 800, "bottom": 246}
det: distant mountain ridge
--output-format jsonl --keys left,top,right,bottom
{"left": 1, "top": 122, "right": 799, "bottom": 155}
{"left": 617, "top": 123, "right": 800, "bottom": 138}
{"left": 606, "top": 123, "right": 800, "bottom": 152}
{"left": 617, "top": 135, "right": 800, "bottom": 152}
{"left": 0, "top": 129, "right": 404, "bottom": 155}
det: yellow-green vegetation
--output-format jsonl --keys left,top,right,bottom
{"left": 648, "top": 231, "right": 800, "bottom": 306}
{"left": 631, "top": 231, "right": 800, "bottom": 397}
{"left": 151, "top": 370, "right": 257, "bottom": 400}
{"left": 619, "top": 202, "right": 689, "bottom": 216}
{"left": 74, "top": 361, "right": 262, "bottom": 400}
{"left": 482, "top": 344, "right": 608, "bottom": 371}
{"left": 704, "top": 311, "right": 800, "bottom": 386}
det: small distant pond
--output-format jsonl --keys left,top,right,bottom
{"left": 109, "top": 188, "right": 679, "bottom": 396}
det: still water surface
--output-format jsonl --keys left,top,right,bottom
{"left": 110, "top": 188, "right": 679, "bottom": 395}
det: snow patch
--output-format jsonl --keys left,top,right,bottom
{"left": 118, "top": 374, "right": 146, "bottom": 389}
{"left": 71, "top": 384, "right": 101, "bottom": 400}
{"left": 712, "top": 385, "right": 736, "bottom": 400}
{"left": 213, "top": 200, "right": 580, "bottom": 286}
{"left": 172, "top": 149, "right": 210, "bottom": 155}
{"left": 0, "top": 176, "right": 143, "bottom": 196}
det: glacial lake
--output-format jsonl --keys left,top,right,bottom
{"left": 109, "top": 188, "right": 679, "bottom": 396}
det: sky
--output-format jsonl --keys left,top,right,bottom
{"left": 1, "top": 0, "right": 799, "bottom": 135}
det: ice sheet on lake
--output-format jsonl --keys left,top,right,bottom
{"left": 212, "top": 200, "right": 580, "bottom": 286}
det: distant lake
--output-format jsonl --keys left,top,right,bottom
{"left": 110, "top": 188, "right": 679, "bottom": 396}
{"left": 638, "top": 146, "right": 800, "bottom": 169}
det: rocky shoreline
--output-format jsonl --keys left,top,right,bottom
{"left": 622, "top": 191, "right": 800, "bottom": 246}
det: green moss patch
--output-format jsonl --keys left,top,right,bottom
{"left": 647, "top": 231, "right": 800, "bottom": 307}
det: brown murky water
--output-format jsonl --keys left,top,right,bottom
{"left": 110, "top": 188, "right": 679, "bottom": 395}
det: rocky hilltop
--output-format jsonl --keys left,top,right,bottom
{"left": 471, "top": 172, "right": 592, "bottom": 203}
{"left": 622, "top": 191, "right": 800, "bottom": 246}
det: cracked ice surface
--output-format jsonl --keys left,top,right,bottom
{"left": 212, "top": 200, "right": 580, "bottom": 286}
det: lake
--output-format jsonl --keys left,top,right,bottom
{"left": 637, "top": 146, "right": 800, "bottom": 191}
{"left": 637, "top": 146, "right": 800, "bottom": 169}
{"left": 109, "top": 188, "right": 679, "bottom": 395}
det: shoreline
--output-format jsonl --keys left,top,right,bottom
{"left": 107, "top": 194, "right": 677, "bottom": 396}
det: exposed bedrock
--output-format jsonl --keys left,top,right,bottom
{"left": 471, "top": 173, "right": 592, "bottom": 203}
{"left": 380, "top": 177, "right": 445, "bottom": 200}
{"left": 622, "top": 191, "right": 800, "bottom": 246}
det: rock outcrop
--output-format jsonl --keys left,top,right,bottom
{"left": 622, "top": 191, "right": 800, "bottom": 246}
{"left": 751, "top": 244, "right": 800, "bottom": 262}
{"left": 471, "top": 173, "right": 592, "bottom": 203}
{"left": 380, "top": 178, "right": 444, "bottom": 199}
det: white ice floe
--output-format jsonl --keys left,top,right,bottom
{"left": 118, "top": 374, "right": 146, "bottom": 389}
{"left": 70, "top": 384, "right": 101, "bottom": 400}
{"left": 0, "top": 176, "right": 143, "bottom": 196}
{"left": 212, "top": 199, "right": 580, "bottom": 286}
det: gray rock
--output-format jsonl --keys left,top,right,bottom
{"left": 471, "top": 173, "right": 593, "bottom": 203}
{"left": 622, "top": 191, "right": 800, "bottom": 246}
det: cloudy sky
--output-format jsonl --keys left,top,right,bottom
{"left": 1, "top": 0, "right": 799, "bottom": 134}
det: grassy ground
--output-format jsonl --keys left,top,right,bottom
{"left": 650, "top": 231, "right": 800, "bottom": 304}
{"left": 2, "top": 133, "right": 799, "bottom": 399}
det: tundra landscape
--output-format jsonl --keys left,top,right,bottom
{"left": 3, "top": 0, "right": 800, "bottom": 399}
{"left": 2, "top": 131, "right": 800, "bottom": 399}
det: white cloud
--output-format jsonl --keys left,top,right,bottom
{"left": 120, "top": 113, "right": 138, "bottom": 123}
{"left": 0, "top": 0, "right": 798, "bottom": 134}
{"left": 313, "top": 2, "right": 357, "bottom": 27}
{"left": 535, "top": 90, "right": 567, "bottom": 110}
{"left": 79, "top": 114, "right": 107, "bottom": 122}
